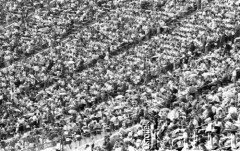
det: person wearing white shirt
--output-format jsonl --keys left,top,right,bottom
{"left": 228, "top": 103, "right": 237, "bottom": 115}
{"left": 32, "top": 115, "right": 38, "bottom": 122}
{"left": 128, "top": 145, "right": 136, "bottom": 151}
{"left": 55, "top": 142, "right": 61, "bottom": 151}
{"left": 232, "top": 69, "right": 237, "bottom": 84}
{"left": 63, "top": 125, "right": 69, "bottom": 131}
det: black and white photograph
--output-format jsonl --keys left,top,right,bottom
{"left": 1, "top": 0, "right": 240, "bottom": 151}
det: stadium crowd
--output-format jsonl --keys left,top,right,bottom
{"left": 1, "top": 0, "right": 240, "bottom": 151}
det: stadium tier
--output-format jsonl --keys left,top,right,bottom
{"left": 1, "top": 0, "right": 240, "bottom": 151}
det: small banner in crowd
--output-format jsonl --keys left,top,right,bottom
{"left": 143, "top": 121, "right": 151, "bottom": 150}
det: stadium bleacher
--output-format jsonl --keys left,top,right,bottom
{"left": 1, "top": 0, "right": 240, "bottom": 151}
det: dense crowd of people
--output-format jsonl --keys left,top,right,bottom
{"left": 1, "top": 0, "right": 240, "bottom": 151}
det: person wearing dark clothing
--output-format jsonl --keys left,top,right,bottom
{"left": 224, "top": 44, "right": 232, "bottom": 56}
{"left": 165, "top": 63, "right": 174, "bottom": 72}
{"left": 205, "top": 41, "right": 214, "bottom": 54}
{"left": 234, "top": 25, "right": 240, "bottom": 38}
{"left": 219, "top": 33, "right": 226, "bottom": 48}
